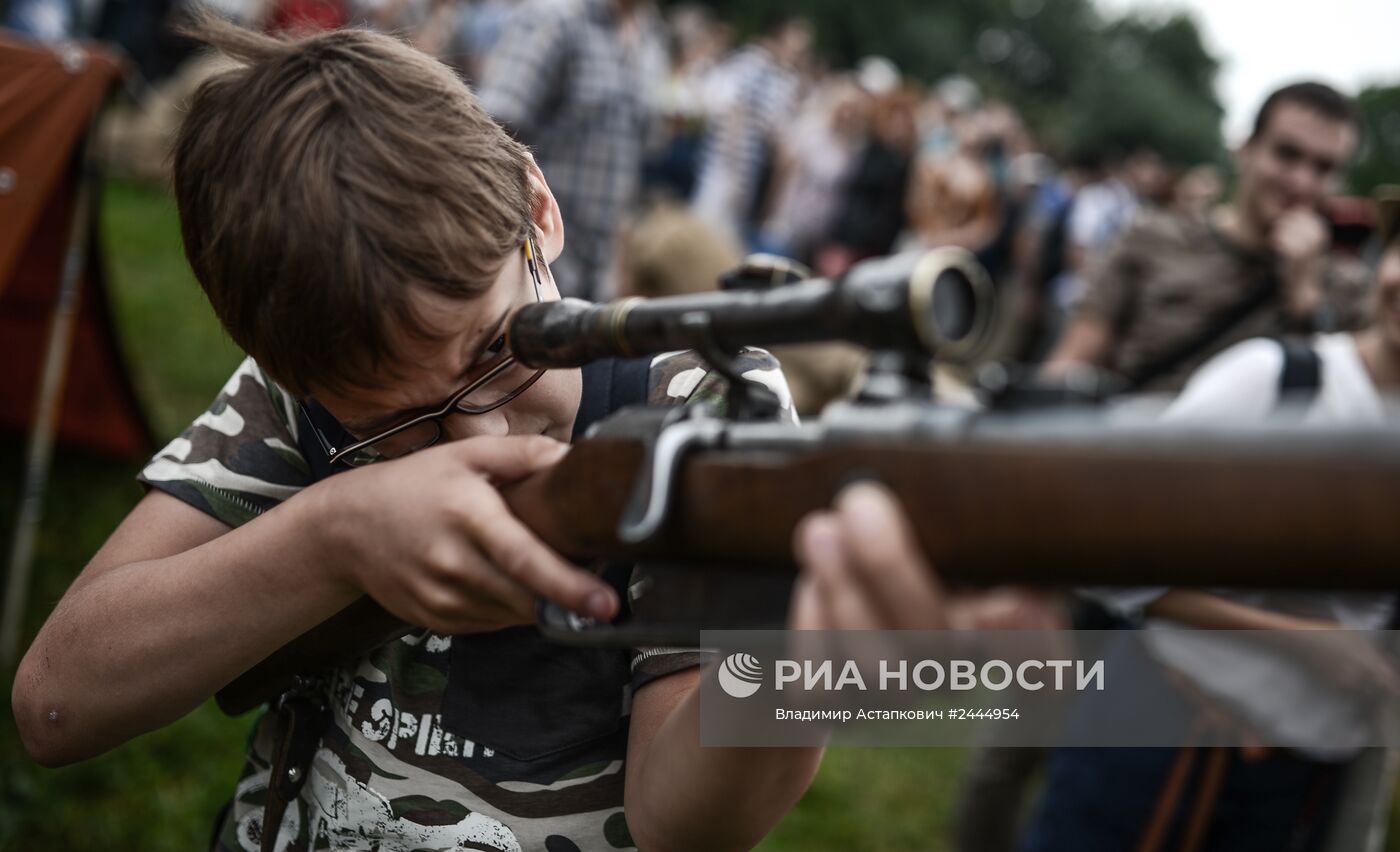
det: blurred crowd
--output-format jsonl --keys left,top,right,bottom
{"left": 16, "top": 0, "right": 1395, "bottom": 414}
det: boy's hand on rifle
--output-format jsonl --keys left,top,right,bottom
{"left": 790, "top": 482, "right": 1061, "bottom": 631}
{"left": 313, "top": 435, "right": 618, "bottom": 634}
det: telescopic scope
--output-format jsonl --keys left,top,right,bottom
{"left": 508, "top": 247, "right": 995, "bottom": 368}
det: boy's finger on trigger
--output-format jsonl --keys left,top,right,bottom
{"left": 467, "top": 500, "right": 617, "bottom": 620}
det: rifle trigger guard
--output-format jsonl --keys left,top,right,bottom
{"left": 619, "top": 412, "right": 727, "bottom": 545}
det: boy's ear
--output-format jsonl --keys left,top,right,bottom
{"left": 525, "top": 154, "right": 565, "bottom": 264}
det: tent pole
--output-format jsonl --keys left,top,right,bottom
{"left": 1, "top": 136, "right": 96, "bottom": 669}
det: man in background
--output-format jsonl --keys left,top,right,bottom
{"left": 1045, "top": 82, "right": 1370, "bottom": 393}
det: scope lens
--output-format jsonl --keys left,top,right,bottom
{"left": 932, "top": 269, "right": 976, "bottom": 342}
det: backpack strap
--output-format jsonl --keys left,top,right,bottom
{"left": 1274, "top": 337, "right": 1322, "bottom": 412}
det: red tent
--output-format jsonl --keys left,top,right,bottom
{"left": 0, "top": 33, "right": 152, "bottom": 458}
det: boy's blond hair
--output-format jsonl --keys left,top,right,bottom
{"left": 173, "top": 13, "right": 533, "bottom": 396}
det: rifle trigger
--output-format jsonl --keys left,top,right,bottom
{"left": 618, "top": 413, "right": 726, "bottom": 546}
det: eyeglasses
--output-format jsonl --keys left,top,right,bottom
{"left": 305, "top": 236, "right": 550, "bottom": 468}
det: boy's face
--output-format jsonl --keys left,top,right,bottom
{"left": 312, "top": 246, "right": 583, "bottom": 450}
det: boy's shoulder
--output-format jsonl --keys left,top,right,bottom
{"left": 138, "top": 357, "right": 310, "bottom": 527}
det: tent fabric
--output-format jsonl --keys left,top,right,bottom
{"left": 0, "top": 33, "right": 153, "bottom": 458}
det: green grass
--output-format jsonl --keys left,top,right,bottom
{"left": 97, "top": 179, "right": 246, "bottom": 438}
{"left": 758, "top": 748, "right": 970, "bottom": 852}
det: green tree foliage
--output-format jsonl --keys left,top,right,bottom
{"left": 1348, "top": 83, "right": 1400, "bottom": 196}
{"left": 1059, "top": 13, "right": 1224, "bottom": 167}
{"left": 691, "top": 0, "right": 1225, "bottom": 165}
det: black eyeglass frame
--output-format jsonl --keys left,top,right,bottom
{"left": 304, "top": 235, "right": 550, "bottom": 468}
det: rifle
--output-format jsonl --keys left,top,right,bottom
{"left": 215, "top": 248, "right": 1400, "bottom": 715}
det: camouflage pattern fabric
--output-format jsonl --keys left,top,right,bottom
{"left": 138, "top": 349, "right": 795, "bottom": 852}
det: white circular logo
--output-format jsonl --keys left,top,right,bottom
{"left": 717, "top": 653, "right": 764, "bottom": 699}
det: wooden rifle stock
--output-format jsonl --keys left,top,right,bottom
{"left": 216, "top": 425, "right": 1400, "bottom": 715}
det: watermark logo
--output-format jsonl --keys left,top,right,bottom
{"left": 717, "top": 653, "right": 764, "bottom": 698}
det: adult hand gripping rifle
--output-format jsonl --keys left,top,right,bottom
{"left": 216, "top": 248, "right": 1400, "bottom": 715}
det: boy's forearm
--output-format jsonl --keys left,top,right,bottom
{"left": 13, "top": 487, "right": 359, "bottom": 766}
{"left": 627, "top": 676, "right": 822, "bottom": 852}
